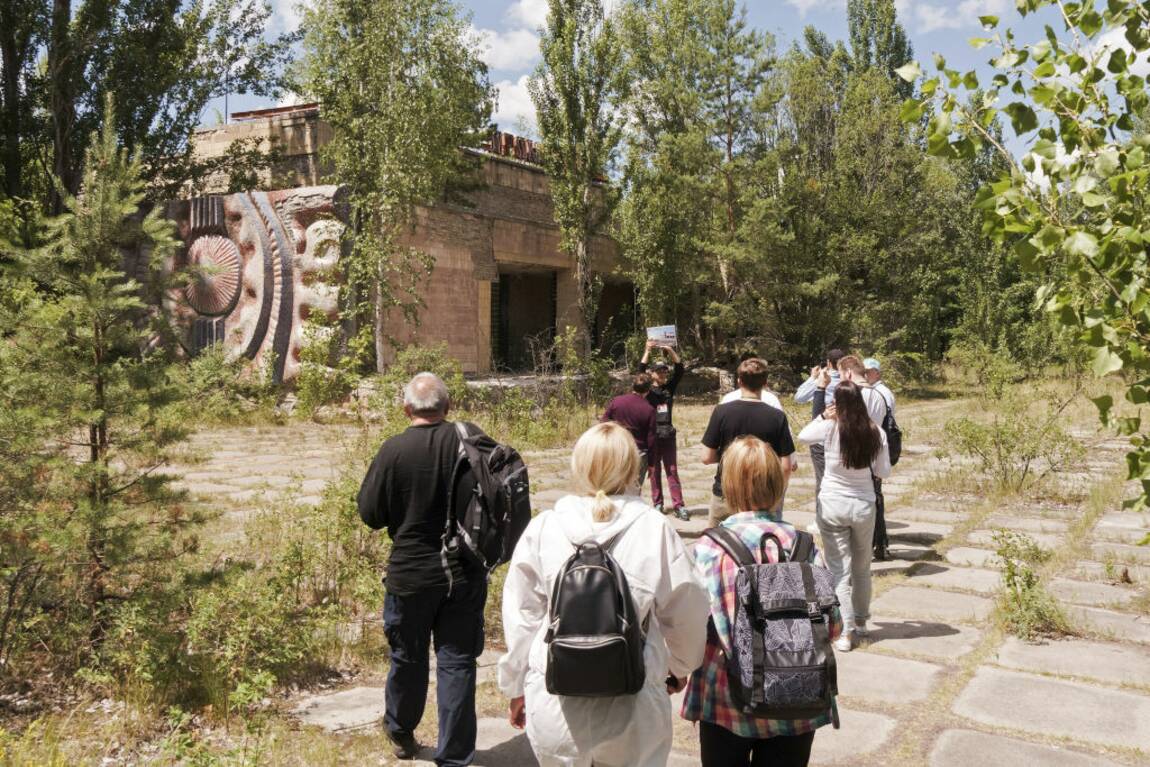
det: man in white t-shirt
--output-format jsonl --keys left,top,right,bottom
{"left": 720, "top": 386, "right": 784, "bottom": 410}
{"left": 836, "top": 356, "right": 885, "bottom": 426}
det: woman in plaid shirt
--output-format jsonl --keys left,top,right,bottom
{"left": 682, "top": 436, "right": 844, "bottom": 766}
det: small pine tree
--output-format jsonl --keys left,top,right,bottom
{"left": 0, "top": 96, "right": 197, "bottom": 656}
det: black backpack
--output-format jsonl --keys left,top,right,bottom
{"left": 881, "top": 397, "right": 902, "bottom": 466}
{"left": 703, "top": 527, "right": 840, "bottom": 724}
{"left": 544, "top": 526, "right": 647, "bottom": 697}
{"left": 444, "top": 422, "right": 532, "bottom": 574}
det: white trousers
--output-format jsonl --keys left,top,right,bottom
{"left": 816, "top": 493, "right": 877, "bottom": 629}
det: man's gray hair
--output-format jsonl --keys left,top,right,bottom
{"left": 403, "top": 372, "right": 450, "bottom": 415}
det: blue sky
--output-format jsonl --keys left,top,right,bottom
{"left": 216, "top": 0, "right": 1060, "bottom": 137}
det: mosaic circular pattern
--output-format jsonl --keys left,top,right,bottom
{"left": 185, "top": 234, "right": 242, "bottom": 316}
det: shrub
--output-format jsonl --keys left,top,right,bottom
{"left": 371, "top": 343, "right": 470, "bottom": 415}
{"left": 993, "top": 530, "right": 1071, "bottom": 640}
{"left": 174, "top": 345, "right": 280, "bottom": 423}
{"left": 944, "top": 389, "right": 1084, "bottom": 493}
{"left": 295, "top": 317, "right": 358, "bottom": 415}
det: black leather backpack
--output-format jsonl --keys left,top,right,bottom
{"left": 544, "top": 526, "right": 646, "bottom": 697}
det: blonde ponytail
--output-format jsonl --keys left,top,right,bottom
{"left": 591, "top": 489, "right": 614, "bottom": 522}
{"left": 570, "top": 423, "right": 641, "bottom": 523}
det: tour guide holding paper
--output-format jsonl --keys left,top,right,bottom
{"left": 638, "top": 339, "right": 689, "bottom": 521}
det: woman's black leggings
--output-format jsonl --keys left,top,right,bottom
{"left": 699, "top": 721, "right": 816, "bottom": 767}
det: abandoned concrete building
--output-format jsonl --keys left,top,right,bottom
{"left": 177, "top": 103, "right": 636, "bottom": 380}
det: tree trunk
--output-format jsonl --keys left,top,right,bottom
{"left": 47, "top": 0, "right": 76, "bottom": 213}
{"left": 86, "top": 319, "right": 110, "bottom": 644}
{"left": 574, "top": 234, "right": 593, "bottom": 357}
{"left": 0, "top": 10, "right": 24, "bottom": 200}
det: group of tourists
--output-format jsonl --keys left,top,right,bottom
{"left": 357, "top": 348, "right": 901, "bottom": 767}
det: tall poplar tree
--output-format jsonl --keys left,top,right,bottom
{"left": 531, "top": 0, "right": 629, "bottom": 352}
{"left": 847, "top": 0, "right": 914, "bottom": 97}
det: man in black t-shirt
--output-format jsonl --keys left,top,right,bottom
{"left": 357, "top": 373, "right": 485, "bottom": 766}
{"left": 701, "top": 358, "right": 796, "bottom": 527}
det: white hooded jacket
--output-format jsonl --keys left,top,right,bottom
{"left": 498, "top": 495, "right": 709, "bottom": 767}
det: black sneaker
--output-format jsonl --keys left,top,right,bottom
{"left": 654, "top": 503, "right": 666, "bottom": 515}
{"left": 386, "top": 730, "right": 419, "bottom": 760}
{"left": 674, "top": 506, "right": 691, "bottom": 521}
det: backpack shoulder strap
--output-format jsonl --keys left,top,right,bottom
{"left": 789, "top": 530, "right": 814, "bottom": 563}
{"left": 454, "top": 420, "right": 471, "bottom": 451}
{"left": 703, "top": 526, "right": 757, "bottom": 567}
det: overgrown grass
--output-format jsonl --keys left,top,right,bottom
{"left": 993, "top": 530, "right": 1072, "bottom": 640}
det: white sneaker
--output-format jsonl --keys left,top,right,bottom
{"left": 834, "top": 634, "right": 853, "bottom": 653}
{"left": 854, "top": 622, "right": 869, "bottom": 637}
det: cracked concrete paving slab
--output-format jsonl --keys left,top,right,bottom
{"left": 1067, "top": 606, "right": 1150, "bottom": 644}
{"left": 894, "top": 507, "right": 965, "bottom": 525}
{"left": 968, "top": 529, "right": 1063, "bottom": 550}
{"left": 860, "top": 615, "right": 983, "bottom": 660}
{"left": 952, "top": 667, "right": 1150, "bottom": 751}
{"left": 1072, "top": 560, "right": 1150, "bottom": 584}
{"left": 984, "top": 514, "right": 1070, "bottom": 535}
{"left": 835, "top": 651, "right": 942, "bottom": 704}
{"left": 886, "top": 519, "right": 952, "bottom": 541}
{"left": 944, "top": 546, "right": 1000, "bottom": 568}
{"left": 409, "top": 718, "right": 537, "bottom": 766}
{"left": 293, "top": 685, "right": 384, "bottom": 732}
{"left": 871, "top": 585, "right": 994, "bottom": 624}
{"left": 993, "top": 636, "right": 1150, "bottom": 688}
{"left": 904, "top": 563, "right": 1002, "bottom": 595}
{"left": 1091, "top": 541, "right": 1150, "bottom": 565}
{"left": 1046, "top": 577, "right": 1139, "bottom": 608}
{"left": 929, "top": 729, "right": 1123, "bottom": 767}
{"left": 809, "top": 707, "right": 896, "bottom": 764}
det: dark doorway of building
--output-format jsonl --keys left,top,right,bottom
{"left": 594, "top": 280, "right": 638, "bottom": 362}
{"left": 492, "top": 270, "right": 557, "bottom": 372}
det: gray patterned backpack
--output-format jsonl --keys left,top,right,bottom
{"left": 703, "top": 526, "right": 840, "bottom": 725}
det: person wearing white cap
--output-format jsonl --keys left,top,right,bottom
{"left": 863, "top": 358, "right": 895, "bottom": 415}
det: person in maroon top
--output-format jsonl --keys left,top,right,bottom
{"left": 638, "top": 340, "right": 688, "bottom": 520}
{"left": 601, "top": 373, "right": 658, "bottom": 487}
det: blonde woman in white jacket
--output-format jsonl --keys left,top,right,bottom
{"left": 498, "top": 422, "right": 709, "bottom": 767}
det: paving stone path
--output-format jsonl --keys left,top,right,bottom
{"left": 171, "top": 397, "right": 1150, "bottom": 766}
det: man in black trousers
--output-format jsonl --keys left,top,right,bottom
{"left": 358, "top": 372, "right": 485, "bottom": 766}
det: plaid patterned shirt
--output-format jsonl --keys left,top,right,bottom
{"left": 681, "top": 511, "right": 842, "bottom": 738}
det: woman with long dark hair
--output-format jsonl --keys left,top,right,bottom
{"left": 798, "top": 380, "right": 891, "bottom": 652}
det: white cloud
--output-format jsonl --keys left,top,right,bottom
{"left": 785, "top": 0, "right": 845, "bottom": 15}
{"left": 909, "top": 0, "right": 1008, "bottom": 34}
{"left": 472, "top": 25, "right": 541, "bottom": 71}
{"left": 492, "top": 75, "right": 537, "bottom": 136}
{"left": 268, "top": 0, "right": 301, "bottom": 36}
{"left": 1092, "top": 27, "right": 1150, "bottom": 77}
{"left": 507, "top": 0, "right": 549, "bottom": 29}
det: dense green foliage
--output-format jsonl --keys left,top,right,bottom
{"left": 0, "top": 0, "right": 294, "bottom": 219}
{"left": 297, "top": 0, "right": 494, "bottom": 371}
{"left": 0, "top": 103, "right": 192, "bottom": 672}
{"left": 0, "top": 106, "right": 375, "bottom": 718}
{"left": 615, "top": 0, "right": 1058, "bottom": 371}
{"left": 900, "top": 0, "right": 1150, "bottom": 507}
